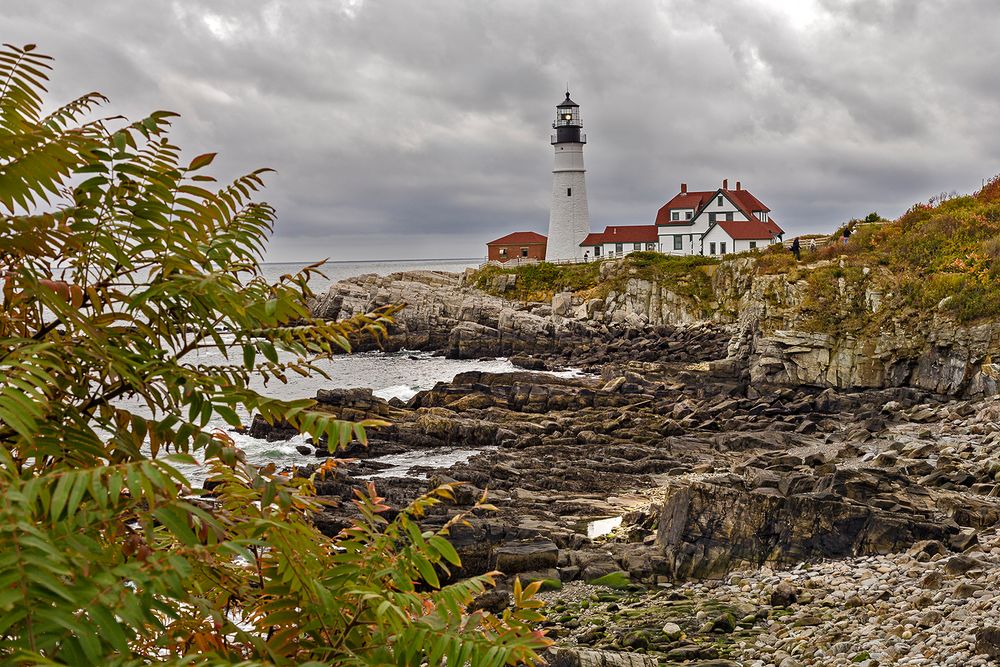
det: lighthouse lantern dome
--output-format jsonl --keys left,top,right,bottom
{"left": 552, "top": 92, "right": 584, "bottom": 144}
{"left": 553, "top": 92, "right": 582, "bottom": 128}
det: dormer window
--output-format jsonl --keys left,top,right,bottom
{"left": 671, "top": 211, "right": 679, "bottom": 221}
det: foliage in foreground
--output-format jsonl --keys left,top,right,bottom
{"left": 0, "top": 43, "right": 548, "bottom": 665}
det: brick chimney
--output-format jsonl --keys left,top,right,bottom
{"left": 680, "top": 183, "right": 687, "bottom": 194}
{"left": 736, "top": 181, "right": 742, "bottom": 191}
{"left": 723, "top": 178, "right": 729, "bottom": 189}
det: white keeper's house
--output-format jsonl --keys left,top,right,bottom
{"left": 652, "top": 179, "right": 784, "bottom": 257}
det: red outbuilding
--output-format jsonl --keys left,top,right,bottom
{"left": 486, "top": 231, "right": 547, "bottom": 262}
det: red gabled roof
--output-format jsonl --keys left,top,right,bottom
{"left": 655, "top": 184, "right": 773, "bottom": 227}
{"left": 487, "top": 231, "right": 547, "bottom": 245}
{"left": 580, "top": 225, "right": 659, "bottom": 245}
{"left": 716, "top": 218, "right": 784, "bottom": 240}
{"left": 728, "top": 189, "right": 769, "bottom": 214}
{"left": 655, "top": 191, "right": 715, "bottom": 226}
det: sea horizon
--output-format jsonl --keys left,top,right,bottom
{"left": 262, "top": 256, "right": 483, "bottom": 265}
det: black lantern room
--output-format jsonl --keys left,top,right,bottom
{"left": 552, "top": 92, "right": 585, "bottom": 144}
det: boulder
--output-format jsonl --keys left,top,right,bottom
{"left": 247, "top": 414, "right": 298, "bottom": 441}
{"left": 494, "top": 539, "right": 559, "bottom": 574}
{"left": 770, "top": 582, "right": 799, "bottom": 607}
{"left": 975, "top": 627, "right": 1000, "bottom": 659}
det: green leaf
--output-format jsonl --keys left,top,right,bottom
{"left": 188, "top": 152, "right": 216, "bottom": 171}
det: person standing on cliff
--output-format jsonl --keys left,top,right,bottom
{"left": 791, "top": 237, "right": 801, "bottom": 261}
{"left": 842, "top": 227, "right": 851, "bottom": 245}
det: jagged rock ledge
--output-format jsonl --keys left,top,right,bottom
{"left": 312, "top": 264, "right": 1000, "bottom": 397}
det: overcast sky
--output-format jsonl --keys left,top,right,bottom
{"left": 6, "top": 1, "right": 1000, "bottom": 261}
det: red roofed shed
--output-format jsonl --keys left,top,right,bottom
{"left": 487, "top": 231, "right": 547, "bottom": 262}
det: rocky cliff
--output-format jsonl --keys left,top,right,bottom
{"left": 300, "top": 264, "right": 1000, "bottom": 664}
{"left": 311, "top": 260, "right": 1000, "bottom": 398}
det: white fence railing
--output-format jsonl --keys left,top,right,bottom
{"left": 481, "top": 251, "right": 636, "bottom": 269}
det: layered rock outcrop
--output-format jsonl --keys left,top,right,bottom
{"left": 311, "top": 261, "right": 1000, "bottom": 397}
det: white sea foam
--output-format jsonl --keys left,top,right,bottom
{"left": 364, "top": 446, "right": 495, "bottom": 480}
{"left": 373, "top": 384, "right": 419, "bottom": 402}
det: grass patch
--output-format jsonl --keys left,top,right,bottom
{"left": 797, "top": 264, "right": 872, "bottom": 333}
{"left": 608, "top": 252, "right": 718, "bottom": 302}
{"left": 472, "top": 261, "right": 601, "bottom": 301}
{"left": 471, "top": 252, "right": 719, "bottom": 311}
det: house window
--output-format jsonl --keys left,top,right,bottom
{"left": 710, "top": 242, "right": 717, "bottom": 255}
{"left": 594, "top": 246, "right": 601, "bottom": 256}
{"left": 646, "top": 243, "right": 655, "bottom": 251}
{"left": 673, "top": 235, "right": 683, "bottom": 251}
{"left": 686, "top": 211, "right": 692, "bottom": 219}
{"left": 725, "top": 212, "right": 733, "bottom": 221}
{"left": 498, "top": 248, "right": 507, "bottom": 257}
{"left": 520, "top": 247, "right": 529, "bottom": 257}
{"left": 717, "top": 196, "right": 723, "bottom": 206}
{"left": 567, "top": 188, "right": 572, "bottom": 196}
{"left": 615, "top": 243, "right": 623, "bottom": 253}
{"left": 709, "top": 213, "right": 717, "bottom": 223}
{"left": 720, "top": 242, "right": 727, "bottom": 254}
{"left": 749, "top": 241, "right": 757, "bottom": 250}
{"left": 671, "top": 211, "right": 679, "bottom": 221}
{"left": 633, "top": 243, "right": 641, "bottom": 251}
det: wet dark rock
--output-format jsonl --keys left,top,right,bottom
{"left": 248, "top": 414, "right": 299, "bottom": 441}
{"left": 468, "top": 589, "right": 510, "bottom": 614}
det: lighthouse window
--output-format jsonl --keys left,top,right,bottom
{"left": 567, "top": 188, "right": 572, "bottom": 196}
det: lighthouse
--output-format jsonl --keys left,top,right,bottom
{"left": 545, "top": 91, "right": 591, "bottom": 261}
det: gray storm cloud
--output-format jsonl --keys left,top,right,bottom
{"left": 4, "top": 0, "right": 1000, "bottom": 260}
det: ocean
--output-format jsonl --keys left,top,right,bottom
{"left": 126, "top": 258, "right": 550, "bottom": 481}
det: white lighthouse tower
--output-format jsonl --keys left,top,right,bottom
{"left": 545, "top": 91, "right": 591, "bottom": 261}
